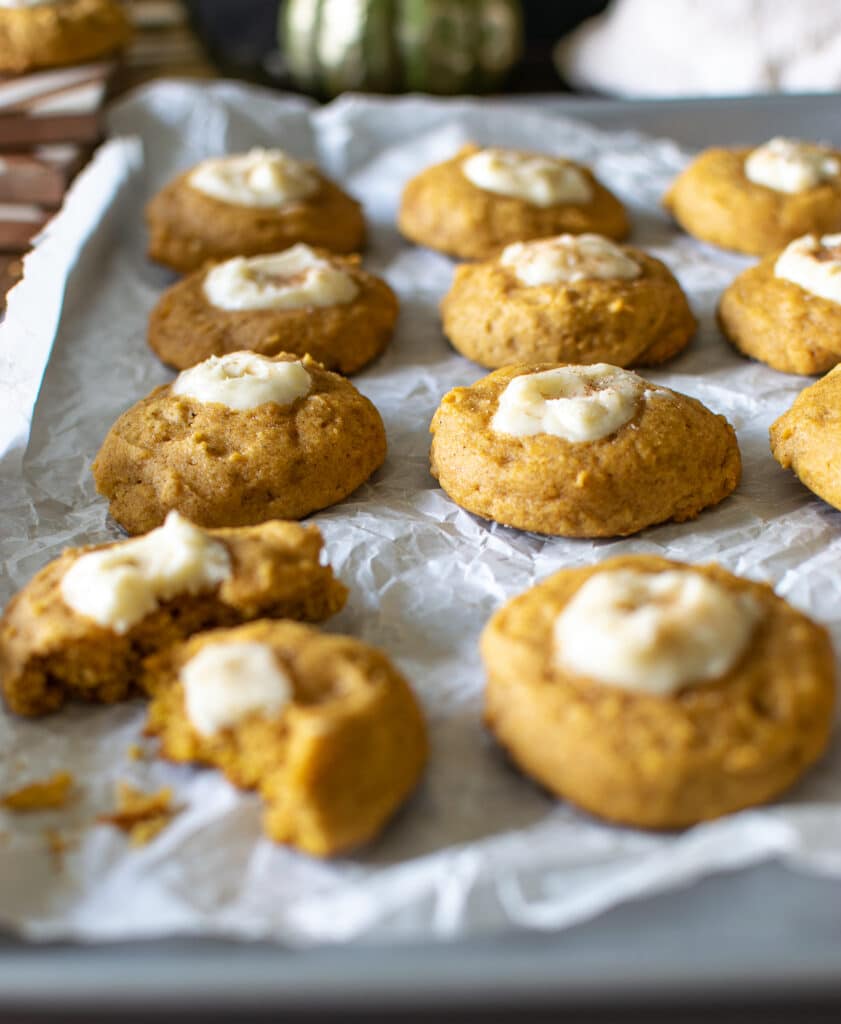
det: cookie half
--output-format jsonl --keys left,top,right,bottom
{"left": 429, "top": 363, "right": 740, "bottom": 537}
{"left": 92, "top": 352, "right": 387, "bottom": 534}
{"left": 442, "top": 234, "right": 695, "bottom": 368}
{"left": 399, "top": 144, "right": 628, "bottom": 261}
{"left": 144, "top": 619, "right": 428, "bottom": 857}
{"left": 482, "top": 555, "right": 835, "bottom": 828}
{"left": 0, "top": 514, "right": 347, "bottom": 717}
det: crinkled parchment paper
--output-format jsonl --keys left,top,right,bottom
{"left": 1, "top": 83, "right": 840, "bottom": 945}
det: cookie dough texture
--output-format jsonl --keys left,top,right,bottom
{"left": 429, "top": 364, "right": 740, "bottom": 537}
{"left": 0, "top": 0, "right": 130, "bottom": 73}
{"left": 144, "top": 619, "right": 428, "bottom": 857}
{"left": 0, "top": 521, "right": 347, "bottom": 717}
{"left": 146, "top": 169, "right": 366, "bottom": 274}
{"left": 148, "top": 252, "right": 398, "bottom": 375}
{"left": 398, "top": 145, "right": 629, "bottom": 260}
{"left": 664, "top": 147, "right": 841, "bottom": 256}
{"left": 770, "top": 365, "right": 841, "bottom": 509}
{"left": 442, "top": 247, "right": 696, "bottom": 368}
{"left": 92, "top": 354, "right": 387, "bottom": 534}
{"left": 482, "top": 555, "right": 835, "bottom": 828}
{"left": 719, "top": 254, "right": 841, "bottom": 375}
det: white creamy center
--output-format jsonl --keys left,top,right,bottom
{"left": 60, "top": 512, "right": 231, "bottom": 635}
{"left": 491, "top": 364, "right": 645, "bottom": 442}
{"left": 203, "top": 245, "right": 359, "bottom": 312}
{"left": 181, "top": 642, "right": 292, "bottom": 737}
{"left": 554, "top": 568, "right": 761, "bottom": 696}
{"left": 774, "top": 232, "right": 841, "bottom": 305}
{"left": 188, "top": 148, "right": 319, "bottom": 207}
{"left": 171, "top": 352, "right": 311, "bottom": 411}
{"left": 0, "top": 1, "right": 57, "bottom": 8}
{"left": 500, "top": 234, "right": 640, "bottom": 287}
{"left": 744, "top": 137, "right": 839, "bottom": 194}
{"left": 461, "top": 148, "right": 592, "bottom": 207}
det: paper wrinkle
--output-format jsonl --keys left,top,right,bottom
{"left": 0, "top": 83, "right": 840, "bottom": 946}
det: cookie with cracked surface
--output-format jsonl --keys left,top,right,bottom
{"left": 144, "top": 619, "right": 428, "bottom": 857}
{"left": 441, "top": 233, "right": 695, "bottom": 369}
{"left": 429, "top": 362, "right": 740, "bottom": 538}
{"left": 146, "top": 148, "right": 366, "bottom": 274}
{"left": 482, "top": 555, "right": 835, "bottom": 828}
{"left": 0, "top": 514, "right": 347, "bottom": 717}
{"left": 148, "top": 245, "right": 398, "bottom": 376}
{"left": 92, "top": 351, "right": 387, "bottom": 535}
{"left": 399, "top": 144, "right": 629, "bottom": 261}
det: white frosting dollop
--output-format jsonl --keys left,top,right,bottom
{"left": 744, "top": 137, "right": 839, "bottom": 194}
{"left": 774, "top": 232, "right": 841, "bottom": 304}
{"left": 491, "top": 364, "right": 646, "bottom": 442}
{"left": 461, "top": 148, "right": 592, "bottom": 207}
{"left": 171, "top": 352, "right": 311, "bottom": 411}
{"left": 60, "top": 512, "right": 231, "bottom": 635}
{"left": 203, "top": 245, "right": 359, "bottom": 312}
{"left": 188, "top": 148, "right": 319, "bottom": 207}
{"left": 554, "top": 568, "right": 761, "bottom": 696}
{"left": 500, "top": 234, "right": 640, "bottom": 287}
{"left": 181, "top": 642, "right": 292, "bottom": 737}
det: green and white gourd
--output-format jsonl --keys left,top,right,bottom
{"left": 280, "top": 0, "right": 524, "bottom": 97}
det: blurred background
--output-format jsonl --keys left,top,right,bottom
{"left": 181, "top": 0, "right": 841, "bottom": 100}
{"left": 184, "top": 0, "right": 607, "bottom": 95}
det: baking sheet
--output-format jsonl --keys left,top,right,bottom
{"left": 1, "top": 82, "right": 841, "bottom": 946}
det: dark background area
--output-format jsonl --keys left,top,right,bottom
{"left": 183, "top": 0, "right": 611, "bottom": 92}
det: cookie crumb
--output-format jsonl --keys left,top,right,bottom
{"left": 126, "top": 744, "right": 146, "bottom": 762}
{"left": 97, "top": 782, "right": 180, "bottom": 847}
{"left": 44, "top": 828, "right": 76, "bottom": 871}
{"left": 1, "top": 771, "right": 74, "bottom": 811}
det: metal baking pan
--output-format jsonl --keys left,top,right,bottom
{"left": 2, "top": 92, "right": 841, "bottom": 1021}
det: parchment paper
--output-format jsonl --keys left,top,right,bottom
{"left": 1, "top": 82, "right": 840, "bottom": 946}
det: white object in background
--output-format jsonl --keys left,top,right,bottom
{"left": 557, "top": 0, "right": 841, "bottom": 97}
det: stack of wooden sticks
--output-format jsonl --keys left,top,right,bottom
{"left": 0, "top": 0, "right": 214, "bottom": 304}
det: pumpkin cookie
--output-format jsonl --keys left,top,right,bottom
{"left": 441, "top": 233, "right": 695, "bottom": 368}
{"left": 144, "top": 619, "right": 428, "bottom": 857}
{"left": 770, "top": 364, "right": 841, "bottom": 510}
{"left": 482, "top": 555, "right": 835, "bottom": 829}
{"left": 399, "top": 144, "right": 629, "bottom": 260}
{"left": 429, "top": 363, "right": 740, "bottom": 537}
{"left": 92, "top": 351, "right": 387, "bottom": 535}
{"left": 148, "top": 244, "right": 398, "bottom": 375}
{"left": 0, "top": 513, "right": 347, "bottom": 717}
{"left": 146, "top": 148, "right": 366, "bottom": 274}
{"left": 664, "top": 137, "right": 841, "bottom": 256}
{"left": 719, "top": 232, "right": 841, "bottom": 375}
{"left": 0, "top": 0, "right": 130, "bottom": 74}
